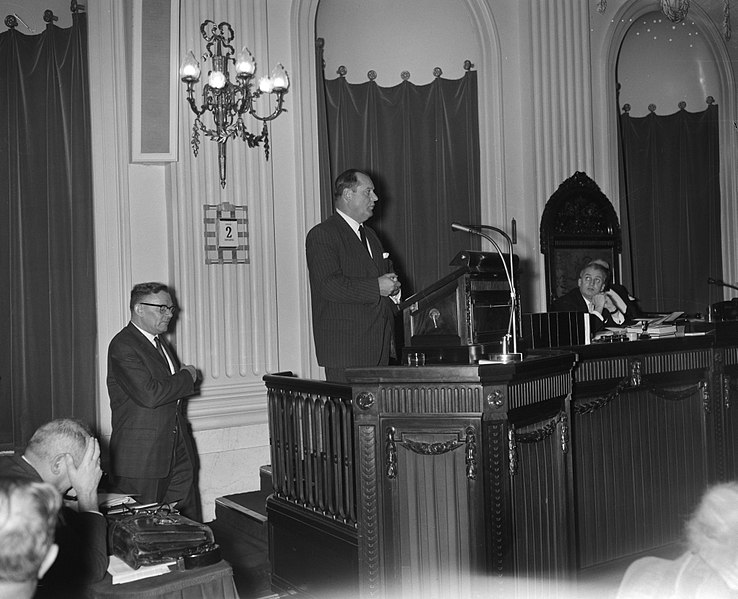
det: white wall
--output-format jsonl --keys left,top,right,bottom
{"left": 618, "top": 11, "right": 721, "bottom": 116}
{"left": 317, "top": 0, "right": 479, "bottom": 85}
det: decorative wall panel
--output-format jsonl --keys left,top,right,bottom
{"left": 173, "top": 0, "right": 280, "bottom": 429}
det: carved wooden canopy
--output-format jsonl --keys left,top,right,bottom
{"left": 540, "top": 172, "right": 622, "bottom": 307}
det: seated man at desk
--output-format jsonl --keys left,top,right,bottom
{"left": 590, "top": 258, "right": 642, "bottom": 322}
{"left": 552, "top": 261, "right": 635, "bottom": 331}
{"left": 0, "top": 419, "right": 108, "bottom": 598}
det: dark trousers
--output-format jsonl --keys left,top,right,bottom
{"left": 114, "top": 429, "right": 202, "bottom": 521}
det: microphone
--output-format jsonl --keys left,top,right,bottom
{"left": 708, "top": 277, "right": 738, "bottom": 291}
{"left": 450, "top": 222, "right": 480, "bottom": 234}
{"left": 451, "top": 222, "right": 520, "bottom": 359}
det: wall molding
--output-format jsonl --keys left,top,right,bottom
{"left": 131, "top": 0, "right": 179, "bottom": 161}
{"left": 88, "top": 0, "right": 133, "bottom": 436}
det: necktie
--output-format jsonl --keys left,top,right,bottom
{"left": 359, "top": 225, "right": 370, "bottom": 255}
{"left": 155, "top": 336, "right": 173, "bottom": 373}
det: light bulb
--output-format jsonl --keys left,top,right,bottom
{"left": 180, "top": 51, "right": 200, "bottom": 81}
{"left": 271, "top": 63, "right": 290, "bottom": 91}
{"left": 235, "top": 47, "right": 256, "bottom": 76}
{"left": 209, "top": 70, "right": 227, "bottom": 89}
{"left": 258, "top": 76, "right": 274, "bottom": 93}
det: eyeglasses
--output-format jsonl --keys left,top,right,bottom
{"left": 139, "top": 302, "right": 177, "bottom": 315}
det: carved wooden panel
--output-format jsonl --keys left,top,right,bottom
{"left": 511, "top": 418, "right": 572, "bottom": 592}
{"left": 642, "top": 349, "right": 711, "bottom": 374}
{"left": 381, "top": 423, "right": 481, "bottom": 598}
{"left": 380, "top": 384, "right": 483, "bottom": 413}
{"left": 576, "top": 356, "right": 630, "bottom": 382}
{"left": 573, "top": 385, "right": 708, "bottom": 569}
{"left": 508, "top": 373, "right": 570, "bottom": 410}
{"left": 358, "top": 424, "right": 381, "bottom": 598}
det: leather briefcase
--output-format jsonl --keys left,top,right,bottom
{"left": 108, "top": 505, "right": 220, "bottom": 569}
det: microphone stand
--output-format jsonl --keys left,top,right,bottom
{"left": 708, "top": 277, "right": 738, "bottom": 292}
{"left": 477, "top": 225, "right": 518, "bottom": 355}
{"left": 451, "top": 223, "right": 521, "bottom": 361}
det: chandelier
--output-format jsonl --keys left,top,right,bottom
{"left": 180, "top": 20, "right": 290, "bottom": 188}
{"left": 660, "top": 0, "right": 690, "bottom": 22}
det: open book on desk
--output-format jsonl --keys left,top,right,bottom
{"left": 625, "top": 311, "right": 684, "bottom": 336}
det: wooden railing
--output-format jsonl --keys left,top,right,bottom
{"left": 264, "top": 372, "right": 357, "bottom": 527}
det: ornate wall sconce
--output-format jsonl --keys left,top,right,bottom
{"left": 180, "top": 20, "right": 289, "bottom": 188}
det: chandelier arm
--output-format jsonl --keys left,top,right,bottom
{"left": 184, "top": 83, "right": 209, "bottom": 117}
{"left": 245, "top": 93, "right": 287, "bottom": 123}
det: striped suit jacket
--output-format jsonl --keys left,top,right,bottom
{"left": 306, "top": 213, "right": 396, "bottom": 368}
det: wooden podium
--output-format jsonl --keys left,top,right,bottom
{"left": 399, "top": 250, "right": 519, "bottom": 364}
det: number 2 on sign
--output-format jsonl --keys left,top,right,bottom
{"left": 218, "top": 219, "right": 239, "bottom": 248}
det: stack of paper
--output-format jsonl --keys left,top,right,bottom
{"left": 626, "top": 312, "right": 684, "bottom": 337}
{"left": 107, "top": 555, "right": 176, "bottom": 584}
{"left": 99, "top": 493, "right": 136, "bottom": 508}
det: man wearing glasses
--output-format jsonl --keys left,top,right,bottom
{"left": 106, "top": 282, "right": 202, "bottom": 520}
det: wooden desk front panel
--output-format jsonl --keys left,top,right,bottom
{"left": 380, "top": 417, "right": 483, "bottom": 599}
{"left": 351, "top": 360, "right": 575, "bottom": 598}
{"left": 507, "top": 413, "right": 573, "bottom": 594}
{"left": 572, "top": 347, "right": 712, "bottom": 571}
{"left": 719, "top": 346, "right": 738, "bottom": 480}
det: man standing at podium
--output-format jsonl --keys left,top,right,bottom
{"left": 306, "top": 169, "right": 401, "bottom": 383}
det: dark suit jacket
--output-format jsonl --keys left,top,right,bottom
{"left": 107, "top": 323, "right": 195, "bottom": 479}
{"left": 306, "top": 213, "right": 397, "bottom": 368}
{"left": 0, "top": 455, "right": 108, "bottom": 595}
{"left": 551, "top": 287, "right": 612, "bottom": 333}
{"left": 608, "top": 283, "right": 641, "bottom": 321}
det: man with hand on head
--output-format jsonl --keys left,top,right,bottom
{"left": 0, "top": 477, "right": 61, "bottom": 599}
{"left": 0, "top": 419, "right": 107, "bottom": 597}
{"left": 589, "top": 258, "right": 641, "bottom": 323}
{"left": 306, "top": 169, "right": 401, "bottom": 383}
{"left": 107, "top": 282, "right": 202, "bottom": 521}
{"left": 552, "top": 261, "right": 626, "bottom": 333}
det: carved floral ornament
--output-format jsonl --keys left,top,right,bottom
{"left": 595, "top": 0, "right": 731, "bottom": 41}
{"left": 508, "top": 411, "right": 569, "bottom": 476}
{"left": 385, "top": 426, "right": 477, "bottom": 480}
{"left": 573, "top": 357, "right": 709, "bottom": 415}
{"left": 355, "top": 391, "right": 375, "bottom": 410}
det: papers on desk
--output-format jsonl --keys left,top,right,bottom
{"left": 626, "top": 323, "right": 677, "bottom": 336}
{"left": 108, "top": 554, "right": 176, "bottom": 584}
{"left": 99, "top": 493, "right": 137, "bottom": 508}
{"left": 626, "top": 312, "right": 685, "bottom": 337}
{"left": 98, "top": 493, "right": 137, "bottom": 515}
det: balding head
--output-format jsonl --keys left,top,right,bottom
{"left": 23, "top": 420, "right": 92, "bottom": 493}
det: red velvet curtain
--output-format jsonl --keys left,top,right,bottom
{"left": 319, "top": 68, "right": 481, "bottom": 296}
{"left": 619, "top": 105, "right": 722, "bottom": 314}
{"left": 0, "top": 12, "right": 96, "bottom": 450}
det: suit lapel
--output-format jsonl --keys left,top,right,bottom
{"left": 126, "top": 323, "right": 172, "bottom": 372}
{"left": 333, "top": 214, "right": 379, "bottom": 272}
